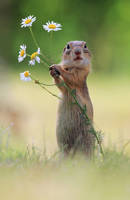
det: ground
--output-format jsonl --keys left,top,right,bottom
{"left": 0, "top": 71, "right": 130, "bottom": 200}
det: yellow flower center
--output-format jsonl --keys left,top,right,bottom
{"left": 20, "top": 50, "right": 25, "bottom": 57}
{"left": 25, "top": 19, "right": 32, "bottom": 24}
{"left": 24, "top": 71, "right": 30, "bottom": 77}
{"left": 48, "top": 24, "right": 56, "bottom": 29}
{"left": 31, "top": 52, "right": 38, "bottom": 60}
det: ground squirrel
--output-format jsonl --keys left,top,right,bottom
{"left": 50, "top": 41, "right": 95, "bottom": 157}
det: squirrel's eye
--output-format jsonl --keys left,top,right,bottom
{"left": 84, "top": 44, "right": 87, "bottom": 48}
{"left": 67, "top": 44, "right": 70, "bottom": 49}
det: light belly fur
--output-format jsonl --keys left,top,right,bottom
{"left": 56, "top": 93, "right": 94, "bottom": 152}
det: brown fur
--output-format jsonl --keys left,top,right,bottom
{"left": 50, "top": 41, "right": 95, "bottom": 157}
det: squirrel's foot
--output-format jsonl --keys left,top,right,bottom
{"left": 49, "top": 65, "right": 60, "bottom": 78}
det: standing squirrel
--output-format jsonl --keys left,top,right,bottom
{"left": 50, "top": 41, "right": 95, "bottom": 157}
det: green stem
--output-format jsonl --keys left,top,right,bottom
{"left": 29, "top": 27, "right": 39, "bottom": 49}
{"left": 34, "top": 80, "right": 56, "bottom": 87}
{"left": 63, "top": 83, "right": 104, "bottom": 157}
{"left": 29, "top": 27, "right": 52, "bottom": 66}
{"left": 38, "top": 83, "right": 62, "bottom": 100}
{"left": 50, "top": 31, "right": 53, "bottom": 40}
{"left": 33, "top": 79, "right": 62, "bottom": 100}
{"left": 40, "top": 58, "right": 50, "bottom": 69}
{"left": 40, "top": 83, "right": 56, "bottom": 86}
{"left": 26, "top": 53, "right": 31, "bottom": 57}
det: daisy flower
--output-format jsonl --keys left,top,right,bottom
{"left": 21, "top": 15, "right": 36, "bottom": 28}
{"left": 43, "top": 21, "right": 62, "bottom": 32}
{"left": 20, "top": 71, "right": 31, "bottom": 82}
{"left": 18, "top": 44, "right": 26, "bottom": 62}
{"left": 29, "top": 48, "right": 40, "bottom": 66}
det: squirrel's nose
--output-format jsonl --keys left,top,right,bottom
{"left": 74, "top": 49, "right": 81, "bottom": 55}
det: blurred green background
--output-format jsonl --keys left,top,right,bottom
{"left": 1, "top": 0, "right": 130, "bottom": 75}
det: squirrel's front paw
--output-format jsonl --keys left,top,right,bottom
{"left": 49, "top": 65, "right": 60, "bottom": 78}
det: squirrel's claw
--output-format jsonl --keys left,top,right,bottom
{"left": 50, "top": 65, "right": 60, "bottom": 78}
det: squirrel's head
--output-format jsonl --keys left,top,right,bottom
{"left": 62, "top": 41, "right": 91, "bottom": 67}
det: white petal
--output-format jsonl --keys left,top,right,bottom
{"left": 23, "top": 53, "right": 26, "bottom": 59}
{"left": 20, "top": 71, "right": 31, "bottom": 81}
{"left": 35, "top": 56, "right": 40, "bottom": 63}
{"left": 56, "top": 24, "right": 62, "bottom": 27}
{"left": 20, "top": 73, "right": 25, "bottom": 80}
{"left": 32, "top": 17, "right": 36, "bottom": 22}
{"left": 23, "top": 45, "right": 26, "bottom": 50}
{"left": 43, "top": 21, "right": 62, "bottom": 32}
{"left": 54, "top": 28, "right": 62, "bottom": 31}
{"left": 37, "top": 48, "right": 40, "bottom": 54}
{"left": 18, "top": 56, "right": 24, "bottom": 62}
{"left": 21, "top": 15, "right": 36, "bottom": 28}
{"left": 20, "top": 44, "right": 26, "bottom": 50}
{"left": 29, "top": 59, "right": 35, "bottom": 66}
{"left": 20, "top": 72, "right": 24, "bottom": 76}
{"left": 43, "top": 25, "right": 48, "bottom": 30}
{"left": 25, "top": 77, "right": 32, "bottom": 81}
